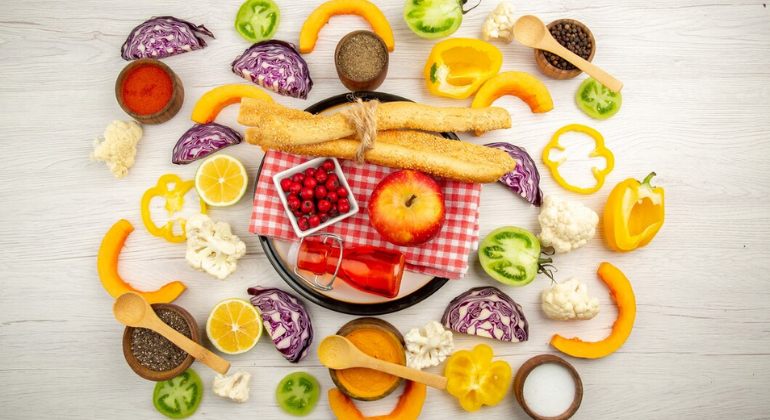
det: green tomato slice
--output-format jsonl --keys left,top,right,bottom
{"left": 153, "top": 369, "right": 203, "bottom": 419}
{"left": 479, "top": 226, "right": 541, "bottom": 287}
{"left": 404, "top": 0, "right": 463, "bottom": 39}
{"left": 276, "top": 372, "right": 320, "bottom": 416}
{"left": 576, "top": 77, "right": 622, "bottom": 120}
{"left": 235, "top": 0, "right": 280, "bottom": 43}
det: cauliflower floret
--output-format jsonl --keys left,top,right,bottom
{"left": 537, "top": 195, "right": 598, "bottom": 254}
{"left": 404, "top": 321, "right": 454, "bottom": 370}
{"left": 90, "top": 120, "right": 142, "bottom": 178}
{"left": 185, "top": 214, "right": 246, "bottom": 280}
{"left": 482, "top": 2, "right": 516, "bottom": 43}
{"left": 542, "top": 277, "right": 600, "bottom": 321}
{"left": 213, "top": 370, "right": 251, "bottom": 403}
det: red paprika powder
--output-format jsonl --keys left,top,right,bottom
{"left": 121, "top": 64, "right": 173, "bottom": 115}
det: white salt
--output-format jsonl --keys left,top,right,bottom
{"left": 522, "top": 363, "right": 576, "bottom": 417}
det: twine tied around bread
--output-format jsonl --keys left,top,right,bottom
{"left": 341, "top": 99, "right": 379, "bottom": 164}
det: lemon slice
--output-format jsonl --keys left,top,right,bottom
{"left": 206, "top": 298, "right": 263, "bottom": 355}
{"left": 194, "top": 154, "right": 248, "bottom": 207}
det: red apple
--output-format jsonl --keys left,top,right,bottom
{"left": 367, "top": 169, "right": 445, "bottom": 247}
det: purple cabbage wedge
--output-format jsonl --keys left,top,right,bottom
{"left": 231, "top": 40, "right": 313, "bottom": 99}
{"left": 247, "top": 287, "right": 313, "bottom": 363}
{"left": 485, "top": 142, "right": 544, "bottom": 207}
{"left": 441, "top": 286, "right": 529, "bottom": 342}
{"left": 172, "top": 123, "right": 243, "bottom": 165}
{"left": 121, "top": 16, "right": 214, "bottom": 61}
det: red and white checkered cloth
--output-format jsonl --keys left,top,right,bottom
{"left": 250, "top": 150, "right": 481, "bottom": 279}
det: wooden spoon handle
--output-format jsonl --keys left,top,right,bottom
{"left": 367, "top": 358, "right": 448, "bottom": 390}
{"left": 149, "top": 319, "right": 231, "bottom": 375}
{"left": 543, "top": 39, "right": 623, "bottom": 93}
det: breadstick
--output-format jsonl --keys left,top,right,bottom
{"left": 238, "top": 99, "right": 511, "bottom": 146}
{"left": 248, "top": 129, "right": 515, "bottom": 183}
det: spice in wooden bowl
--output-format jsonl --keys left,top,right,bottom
{"left": 115, "top": 58, "right": 184, "bottom": 124}
{"left": 534, "top": 19, "right": 596, "bottom": 80}
{"left": 335, "top": 31, "right": 389, "bottom": 91}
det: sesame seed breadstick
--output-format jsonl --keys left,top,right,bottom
{"left": 247, "top": 129, "right": 515, "bottom": 183}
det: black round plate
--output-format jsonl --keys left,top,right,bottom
{"left": 256, "top": 91, "right": 453, "bottom": 315}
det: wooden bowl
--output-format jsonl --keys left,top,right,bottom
{"left": 122, "top": 303, "right": 200, "bottom": 382}
{"left": 513, "top": 354, "right": 583, "bottom": 420}
{"left": 115, "top": 58, "right": 184, "bottom": 124}
{"left": 329, "top": 317, "right": 406, "bottom": 401}
{"left": 534, "top": 19, "right": 596, "bottom": 80}
{"left": 335, "top": 31, "right": 389, "bottom": 91}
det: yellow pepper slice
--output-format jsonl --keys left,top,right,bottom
{"left": 141, "top": 174, "right": 206, "bottom": 243}
{"left": 444, "top": 344, "right": 511, "bottom": 411}
{"left": 542, "top": 124, "right": 615, "bottom": 194}
{"left": 423, "top": 38, "right": 502, "bottom": 100}
{"left": 604, "top": 172, "right": 665, "bottom": 252}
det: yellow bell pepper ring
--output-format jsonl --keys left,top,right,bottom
{"left": 423, "top": 38, "right": 503, "bottom": 100}
{"left": 141, "top": 174, "right": 207, "bottom": 243}
{"left": 543, "top": 124, "right": 615, "bottom": 194}
{"left": 444, "top": 343, "right": 512, "bottom": 411}
{"left": 604, "top": 172, "right": 665, "bottom": 252}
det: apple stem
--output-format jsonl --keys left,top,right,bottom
{"left": 405, "top": 194, "right": 417, "bottom": 208}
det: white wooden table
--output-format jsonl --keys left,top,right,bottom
{"left": 2, "top": 1, "right": 769, "bottom": 419}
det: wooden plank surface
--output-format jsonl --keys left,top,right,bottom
{"left": 1, "top": 0, "right": 769, "bottom": 419}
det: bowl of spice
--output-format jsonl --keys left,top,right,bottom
{"left": 335, "top": 31, "right": 389, "bottom": 92}
{"left": 513, "top": 354, "right": 583, "bottom": 420}
{"left": 115, "top": 58, "right": 184, "bottom": 124}
{"left": 534, "top": 19, "right": 595, "bottom": 80}
{"left": 122, "top": 303, "right": 200, "bottom": 381}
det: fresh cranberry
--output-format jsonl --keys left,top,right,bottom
{"left": 292, "top": 209, "right": 303, "bottom": 218}
{"left": 301, "top": 200, "right": 315, "bottom": 213}
{"left": 337, "top": 187, "right": 349, "bottom": 198}
{"left": 318, "top": 212, "right": 329, "bottom": 223}
{"left": 303, "top": 177, "right": 317, "bottom": 189}
{"left": 308, "top": 215, "right": 321, "bottom": 228}
{"left": 292, "top": 173, "right": 305, "bottom": 184}
{"left": 314, "top": 186, "right": 327, "bottom": 200}
{"left": 326, "top": 191, "right": 338, "bottom": 203}
{"left": 338, "top": 201, "right": 351, "bottom": 214}
{"left": 280, "top": 178, "right": 293, "bottom": 192}
{"left": 317, "top": 199, "right": 331, "bottom": 213}
{"left": 297, "top": 216, "right": 310, "bottom": 231}
{"left": 304, "top": 167, "right": 316, "bottom": 178}
{"left": 287, "top": 197, "right": 301, "bottom": 210}
{"left": 325, "top": 178, "right": 340, "bottom": 190}
{"left": 300, "top": 187, "right": 314, "bottom": 200}
{"left": 322, "top": 159, "right": 335, "bottom": 172}
{"left": 329, "top": 204, "right": 339, "bottom": 217}
{"left": 289, "top": 182, "right": 302, "bottom": 196}
{"left": 315, "top": 170, "right": 328, "bottom": 184}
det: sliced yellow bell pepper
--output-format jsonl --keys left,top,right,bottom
{"left": 141, "top": 174, "right": 206, "bottom": 243}
{"left": 604, "top": 172, "right": 665, "bottom": 252}
{"left": 423, "top": 38, "right": 502, "bottom": 100}
{"left": 543, "top": 124, "right": 615, "bottom": 194}
{"left": 550, "top": 262, "right": 636, "bottom": 359}
{"left": 444, "top": 344, "right": 511, "bottom": 411}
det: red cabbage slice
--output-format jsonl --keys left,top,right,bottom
{"left": 121, "top": 16, "right": 214, "bottom": 61}
{"left": 441, "top": 286, "right": 529, "bottom": 342}
{"left": 485, "top": 142, "right": 544, "bottom": 207}
{"left": 231, "top": 40, "right": 313, "bottom": 99}
{"left": 172, "top": 123, "right": 242, "bottom": 165}
{"left": 247, "top": 287, "right": 313, "bottom": 363}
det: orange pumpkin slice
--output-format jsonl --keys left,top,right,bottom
{"left": 472, "top": 71, "right": 554, "bottom": 135}
{"left": 299, "top": 0, "right": 395, "bottom": 54}
{"left": 191, "top": 84, "right": 274, "bottom": 124}
{"left": 328, "top": 381, "right": 426, "bottom": 420}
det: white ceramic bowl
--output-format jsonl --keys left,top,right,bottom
{"left": 272, "top": 157, "right": 359, "bottom": 238}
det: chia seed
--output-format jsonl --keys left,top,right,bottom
{"left": 130, "top": 309, "right": 191, "bottom": 372}
{"left": 542, "top": 21, "right": 593, "bottom": 71}
{"left": 336, "top": 32, "right": 387, "bottom": 81}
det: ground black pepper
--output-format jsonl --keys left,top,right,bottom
{"left": 543, "top": 21, "right": 593, "bottom": 71}
{"left": 336, "top": 33, "right": 387, "bottom": 81}
{"left": 130, "top": 309, "right": 191, "bottom": 372}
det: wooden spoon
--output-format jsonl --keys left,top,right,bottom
{"left": 113, "top": 292, "right": 230, "bottom": 375}
{"left": 318, "top": 335, "right": 448, "bottom": 390}
{"left": 514, "top": 15, "right": 623, "bottom": 93}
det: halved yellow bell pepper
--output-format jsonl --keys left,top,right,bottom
{"left": 444, "top": 344, "right": 511, "bottom": 411}
{"left": 424, "top": 38, "right": 502, "bottom": 100}
{"left": 141, "top": 174, "right": 206, "bottom": 243}
{"left": 604, "top": 172, "right": 665, "bottom": 252}
{"left": 543, "top": 124, "right": 615, "bottom": 194}
{"left": 550, "top": 262, "right": 636, "bottom": 359}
